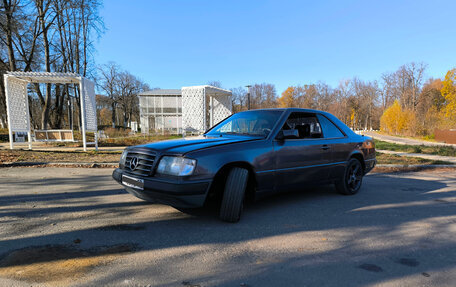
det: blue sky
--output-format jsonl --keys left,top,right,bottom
{"left": 94, "top": 0, "right": 456, "bottom": 94}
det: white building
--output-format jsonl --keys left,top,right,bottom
{"left": 139, "top": 89, "right": 182, "bottom": 134}
{"left": 139, "top": 85, "right": 232, "bottom": 134}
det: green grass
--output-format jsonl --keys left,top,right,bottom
{"left": 376, "top": 152, "right": 453, "bottom": 165}
{"left": 374, "top": 140, "right": 456, "bottom": 157}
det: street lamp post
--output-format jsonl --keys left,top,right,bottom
{"left": 245, "top": 85, "right": 251, "bottom": 110}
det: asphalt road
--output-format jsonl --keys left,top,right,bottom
{"left": 0, "top": 167, "right": 455, "bottom": 287}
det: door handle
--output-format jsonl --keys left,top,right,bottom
{"left": 321, "top": 145, "right": 330, "bottom": 150}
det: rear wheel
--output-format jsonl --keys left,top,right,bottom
{"left": 219, "top": 167, "right": 249, "bottom": 223}
{"left": 335, "top": 158, "right": 363, "bottom": 195}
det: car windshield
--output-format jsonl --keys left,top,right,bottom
{"left": 206, "top": 110, "right": 283, "bottom": 137}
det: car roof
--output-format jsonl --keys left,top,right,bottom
{"left": 240, "top": 108, "right": 326, "bottom": 114}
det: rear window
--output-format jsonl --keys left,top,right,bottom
{"left": 317, "top": 114, "right": 345, "bottom": 138}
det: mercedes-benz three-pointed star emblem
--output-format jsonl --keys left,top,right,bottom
{"left": 130, "top": 156, "right": 139, "bottom": 170}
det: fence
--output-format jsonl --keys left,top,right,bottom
{"left": 34, "top": 130, "right": 74, "bottom": 142}
{"left": 435, "top": 129, "right": 456, "bottom": 144}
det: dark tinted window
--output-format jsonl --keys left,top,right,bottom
{"left": 284, "top": 112, "right": 322, "bottom": 139}
{"left": 317, "top": 114, "right": 345, "bottom": 138}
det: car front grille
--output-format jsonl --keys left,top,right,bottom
{"left": 124, "top": 149, "right": 156, "bottom": 176}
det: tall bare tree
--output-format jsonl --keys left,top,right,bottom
{"left": 0, "top": 0, "right": 103, "bottom": 129}
{"left": 117, "top": 71, "right": 149, "bottom": 128}
{"left": 230, "top": 86, "right": 246, "bottom": 112}
{"left": 381, "top": 62, "right": 427, "bottom": 112}
{"left": 207, "top": 80, "right": 222, "bottom": 88}
{"left": 250, "top": 83, "right": 277, "bottom": 109}
{"left": 98, "top": 62, "right": 120, "bottom": 127}
{"left": 98, "top": 63, "right": 149, "bottom": 128}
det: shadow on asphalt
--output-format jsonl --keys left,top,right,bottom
{"left": 0, "top": 171, "right": 455, "bottom": 286}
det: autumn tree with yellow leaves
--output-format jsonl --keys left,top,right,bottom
{"left": 441, "top": 68, "right": 456, "bottom": 126}
{"left": 380, "top": 100, "right": 416, "bottom": 135}
{"left": 379, "top": 67, "right": 456, "bottom": 137}
{"left": 278, "top": 87, "right": 296, "bottom": 107}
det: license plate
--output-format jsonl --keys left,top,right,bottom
{"left": 122, "top": 175, "right": 144, "bottom": 190}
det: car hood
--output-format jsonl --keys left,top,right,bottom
{"left": 134, "top": 135, "right": 261, "bottom": 155}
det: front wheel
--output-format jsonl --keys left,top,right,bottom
{"left": 335, "top": 158, "right": 363, "bottom": 195}
{"left": 219, "top": 167, "right": 249, "bottom": 223}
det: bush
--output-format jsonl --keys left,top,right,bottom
{"left": 103, "top": 127, "right": 131, "bottom": 138}
{"left": 0, "top": 128, "right": 9, "bottom": 142}
{"left": 412, "top": 146, "right": 422, "bottom": 153}
{"left": 423, "top": 134, "right": 435, "bottom": 141}
{"left": 98, "top": 134, "right": 181, "bottom": 147}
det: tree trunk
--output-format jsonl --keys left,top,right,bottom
{"left": 37, "top": 0, "right": 52, "bottom": 129}
{"left": 53, "top": 84, "right": 66, "bottom": 128}
{"left": 74, "top": 83, "right": 81, "bottom": 131}
{"left": 3, "top": 0, "right": 17, "bottom": 71}
{"left": 41, "top": 83, "right": 52, "bottom": 129}
{"left": 111, "top": 102, "right": 116, "bottom": 128}
{"left": 0, "top": 76, "right": 7, "bottom": 128}
{"left": 123, "top": 109, "right": 128, "bottom": 129}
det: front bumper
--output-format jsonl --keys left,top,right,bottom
{"left": 364, "top": 158, "right": 376, "bottom": 174}
{"left": 112, "top": 168, "right": 211, "bottom": 208}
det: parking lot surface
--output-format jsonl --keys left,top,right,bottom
{"left": 0, "top": 167, "right": 455, "bottom": 287}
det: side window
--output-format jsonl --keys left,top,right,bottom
{"left": 284, "top": 112, "right": 322, "bottom": 139}
{"left": 317, "top": 114, "right": 345, "bottom": 138}
{"left": 219, "top": 121, "right": 232, "bottom": 133}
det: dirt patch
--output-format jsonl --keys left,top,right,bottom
{"left": 0, "top": 149, "right": 121, "bottom": 164}
{"left": 373, "top": 166, "right": 456, "bottom": 173}
{"left": 0, "top": 162, "right": 118, "bottom": 168}
{"left": 0, "top": 244, "right": 137, "bottom": 286}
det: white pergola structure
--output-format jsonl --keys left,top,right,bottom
{"left": 4, "top": 71, "right": 97, "bottom": 151}
{"left": 181, "top": 85, "right": 232, "bottom": 133}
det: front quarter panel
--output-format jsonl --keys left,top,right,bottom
{"left": 185, "top": 139, "right": 275, "bottom": 192}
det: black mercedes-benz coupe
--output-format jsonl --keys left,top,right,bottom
{"left": 113, "top": 108, "right": 376, "bottom": 222}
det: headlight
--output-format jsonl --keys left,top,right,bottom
{"left": 156, "top": 156, "right": 196, "bottom": 176}
{"left": 120, "top": 150, "right": 128, "bottom": 167}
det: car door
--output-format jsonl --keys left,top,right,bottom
{"left": 273, "top": 112, "right": 332, "bottom": 192}
{"left": 316, "top": 113, "right": 350, "bottom": 180}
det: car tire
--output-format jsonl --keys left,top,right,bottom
{"left": 219, "top": 167, "right": 249, "bottom": 223}
{"left": 335, "top": 158, "right": 363, "bottom": 195}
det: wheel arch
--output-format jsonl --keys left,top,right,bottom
{"left": 206, "top": 161, "right": 257, "bottom": 205}
{"left": 348, "top": 151, "right": 365, "bottom": 172}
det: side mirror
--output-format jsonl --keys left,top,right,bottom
{"left": 311, "top": 132, "right": 322, "bottom": 138}
{"left": 276, "top": 130, "right": 284, "bottom": 141}
{"left": 284, "top": 129, "right": 299, "bottom": 139}
{"left": 276, "top": 129, "right": 299, "bottom": 140}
